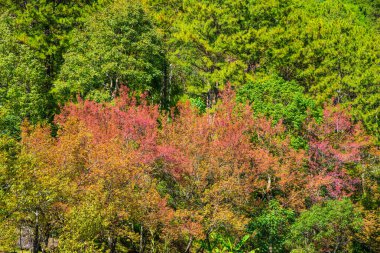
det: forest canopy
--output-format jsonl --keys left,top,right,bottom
{"left": 0, "top": 0, "right": 379, "bottom": 252}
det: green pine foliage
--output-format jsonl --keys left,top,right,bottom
{"left": 260, "top": 0, "right": 380, "bottom": 139}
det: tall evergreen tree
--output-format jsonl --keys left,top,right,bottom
{"left": 55, "top": 0, "right": 167, "bottom": 104}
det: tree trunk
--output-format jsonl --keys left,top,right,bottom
{"left": 108, "top": 236, "right": 117, "bottom": 253}
{"left": 19, "top": 227, "right": 23, "bottom": 250}
{"left": 185, "top": 236, "right": 193, "bottom": 253}
{"left": 206, "top": 85, "right": 219, "bottom": 108}
{"left": 139, "top": 225, "right": 144, "bottom": 253}
{"left": 161, "top": 61, "right": 169, "bottom": 107}
{"left": 32, "top": 223, "right": 39, "bottom": 253}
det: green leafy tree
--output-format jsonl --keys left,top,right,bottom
{"left": 0, "top": 123, "right": 66, "bottom": 253}
{"left": 0, "top": 0, "right": 99, "bottom": 137}
{"left": 12, "top": 125, "right": 64, "bottom": 253}
{"left": 206, "top": 233, "right": 255, "bottom": 253}
{"left": 0, "top": 136, "right": 20, "bottom": 251}
{"left": 248, "top": 200, "right": 295, "bottom": 253}
{"left": 2, "top": 0, "right": 99, "bottom": 79}
{"left": 286, "top": 199, "right": 363, "bottom": 253}
{"left": 237, "top": 75, "right": 321, "bottom": 133}
{"left": 55, "top": 0, "right": 167, "bottom": 104}
{"left": 0, "top": 14, "right": 48, "bottom": 137}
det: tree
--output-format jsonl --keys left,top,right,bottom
{"left": 248, "top": 200, "right": 295, "bottom": 253}
{"left": 51, "top": 89, "right": 174, "bottom": 252}
{"left": 236, "top": 75, "right": 321, "bottom": 148}
{"left": 54, "top": 86, "right": 311, "bottom": 251}
{"left": 260, "top": 0, "right": 380, "bottom": 139}
{"left": 169, "top": 0, "right": 255, "bottom": 96}
{"left": 0, "top": 0, "right": 106, "bottom": 140}
{"left": 0, "top": 14, "right": 48, "bottom": 137}
{"left": 158, "top": 86, "right": 316, "bottom": 250}
{"left": 286, "top": 199, "right": 363, "bottom": 252}
{"left": 0, "top": 136, "right": 20, "bottom": 251}
{"left": 55, "top": 0, "right": 167, "bottom": 104}
{"left": 2, "top": 0, "right": 99, "bottom": 80}
{"left": 306, "top": 103, "right": 372, "bottom": 200}
{"left": 10, "top": 123, "right": 65, "bottom": 253}
{"left": 168, "top": 0, "right": 379, "bottom": 138}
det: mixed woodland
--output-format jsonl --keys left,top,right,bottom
{"left": 0, "top": 0, "right": 379, "bottom": 252}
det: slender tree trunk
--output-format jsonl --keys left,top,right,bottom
{"left": 150, "top": 229, "right": 156, "bottom": 253}
{"left": 362, "top": 173, "right": 366, "bottom": 196}
{"left": 333, "top": 236, "right": 342, "bottom": 253}
{"left": 139, "top": 225, "right": 143, "bottom": 253}
{"left": 161, "top": 61, "right": 168, "bottom": 107}
{"left": 169, "top": 63, "right": 173, "bottom": 104}
{"left": 267, "top": 174, "right": 272, "bottom": 200}
{"left": 108, "top": 236, "right": 117, "bottom": 253}
{"left": 19, "top": 227, "right": 23, "bottom": 250}
{"left": 206, "top": 233, "right": 211, "bottom": 252}
{"left": 185, "top": 236, "right": 193, "bottom": 253}
{"left": 41, "top": 224, "right": 50, "bottom": 253}
{"left": 206, "top": 85, "right": 219, "bottom": 108}
{"left": 32, "top": 223, "right": 39, "bottom": 253}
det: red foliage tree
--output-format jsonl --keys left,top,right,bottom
{"left": 306, "top": 104, "right": 371, "bottom": 200}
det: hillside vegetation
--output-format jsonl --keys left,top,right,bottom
{"left": 0, "top": 0, "right": 379, "bottom": 252}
